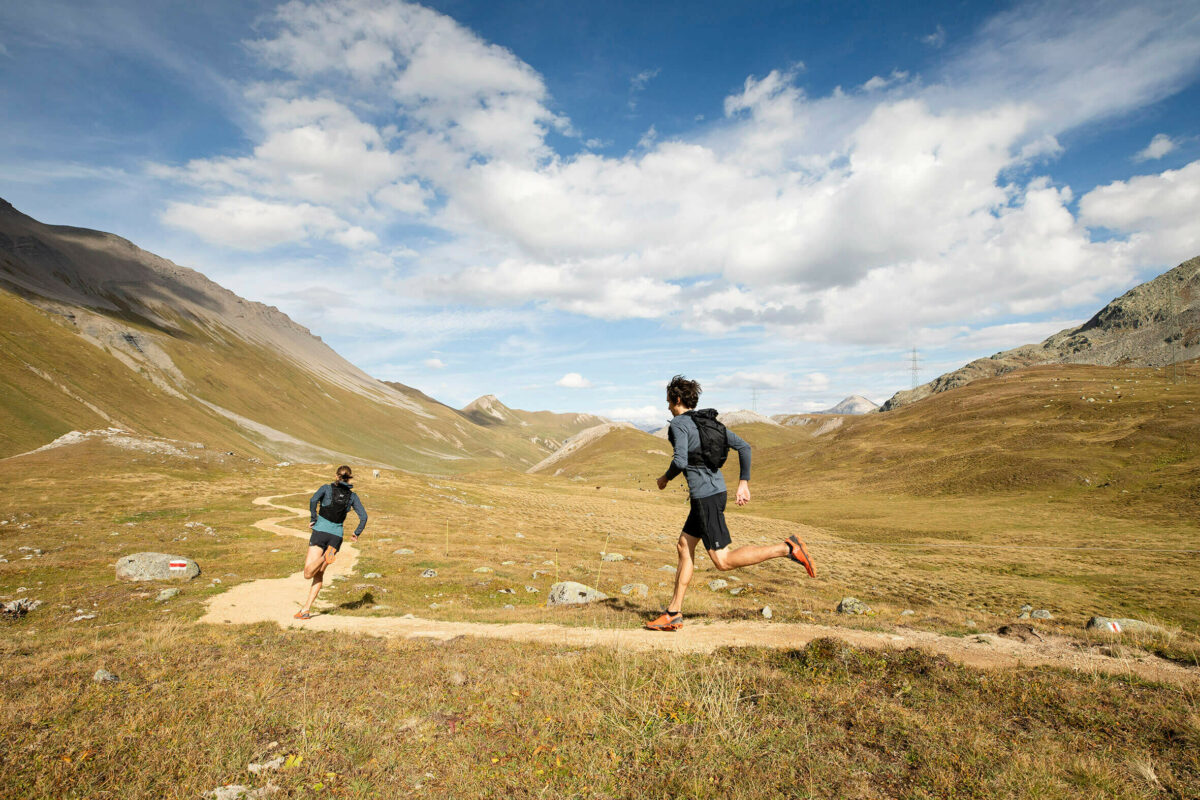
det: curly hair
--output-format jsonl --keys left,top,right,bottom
{"left": 666, "top": 375, "right": 701, "bottom": 409}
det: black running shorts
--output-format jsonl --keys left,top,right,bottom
{"left": 308, "top": 530, "right": 343, "bottom": 552}
{"left": 682, "top": 491, "right": 732, "bottom": 552}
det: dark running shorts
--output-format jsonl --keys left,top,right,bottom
{"left": 682, "top": 491, "right": 732, "bottom": 552}
{"left": 308, "top": 529, "right": 343, "bottom": 552}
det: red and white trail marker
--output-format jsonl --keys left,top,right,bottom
{"left": 169, "top": 560, "right": 188, "bottom": 571}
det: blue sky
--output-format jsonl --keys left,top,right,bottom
{"left": 2, "top": 0, "right": 1199, "bottom": 427}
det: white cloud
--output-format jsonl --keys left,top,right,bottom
{"left": 1135, "top": 133, "right": 1178, "bottom": 161}
{"left": 160, "top": 195, "right": 357, "bottom": 250}
{"left": 629, "top": 67, "right": 660, "bottom": 110}
{"left": 423, "top": 358, "right": 446, "bottom": 369}
{"left": 922, "top": 25, "right": 946, "bottom": 48}
{"left": 556, "top": 372, "right": 593, "bottom": 389}
{"left": 1079, "top": 159, "right": 1200, "bottom": 262}
{"left": 149, "top": 0, "right": 1200, "bottom": 352}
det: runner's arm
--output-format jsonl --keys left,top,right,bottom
{"left": 349, "top": 494, "right": 368, "bottom": 538}
{"left": 661, "top": 419, "right": 689, "bottom": 483}
{"left": 727, "top": 428, "right": 752, "bottom": 482}
{"left": 309, "top": 486, "right": 326, "bottom": 524}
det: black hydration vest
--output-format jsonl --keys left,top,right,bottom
{"left": 667, "top": 409, "right": 730, "bottom": 472}
{"left": 318, "top": 483, "right": 353, "bottom": 524}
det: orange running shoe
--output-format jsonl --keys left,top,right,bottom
{"left": 294, "top": 610, "right": 312, "bottom": 620}
{"left": 644, "top": 610, "right": 683, "bottom": 631}
{"left": 323, "top": 545, "right": 337, "bottom": 567}
{"left": 786, "top": 535, "right": 816, "bottom": 578}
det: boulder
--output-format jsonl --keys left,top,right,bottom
{"left": 836, "top": 597, "right": 870, "bottom": 615}
{"left": 1086, "top": 616, "right": 1166, "bottom": 635}
{"left": 546, "top": 581, "right": 608, "bottom": 606}
{"left": 620, "top": 583, "right": 649, "bottom": 598}
{"left": 115, "top": 552, "right": 200, "bottom": 582}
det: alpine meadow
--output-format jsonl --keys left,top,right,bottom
{"left": 2, "top": 1, "right": 1200, "bottom": 799}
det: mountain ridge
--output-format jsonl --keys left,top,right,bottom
{"left": 882, "top": 255, "right": 1200, "bottom": 411}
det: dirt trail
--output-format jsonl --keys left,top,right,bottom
{"left": 200, "top": 495, "right": 1199, "bottom": 685}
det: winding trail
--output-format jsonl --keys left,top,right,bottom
{"left": 199, "top": 495, "right": 1199, "bottom": 685}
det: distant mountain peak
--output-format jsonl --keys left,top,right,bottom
{"left": 821, "top": 395, "right": 879, "bottom": 415}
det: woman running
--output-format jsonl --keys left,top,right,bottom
{"left": 294, "top": 465, "right": 368, "bottom": 620}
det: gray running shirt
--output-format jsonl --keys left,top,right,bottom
{"left": 663, "top": 413, "right": 751, "bottom": 499}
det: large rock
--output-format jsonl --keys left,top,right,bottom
{"left": 836, "top": 597, "right": 871, "bottom": 615}
{"left": 1086, "top": 616, "right": 1167, "bottom": 636}
{"left": 546, "top": 581, "right": 608, "bottom": 606}
{"left": 115, "top": 552, "right": 200, "bottom": 582}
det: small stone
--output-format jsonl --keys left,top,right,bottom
{"left": 531, "top": 570, "right": 547, "bottom": 578}
{"left": 72, "top": 613, "right": 98, "bottom": 622}
{"left": 155, "top": 588, "right": 179, "bottom": 602}
{"left": 502, "top": 604, "right": 515, "bottom": 610}
{"left": 247, "top": 756, "right": 284, "bottom": 774}
{"left": 364, "top": 573, "right": 382, "bottom": 579}
{"left": 421, "top": 569, "right": 437, "bottom": 578}
{"left": 707, "top": 579, "right": 729, "bottom": 591}
{"left": 1020, "top": 604, "right": 1033, "bottom": 613}
{"left": 393, "top": 548, "right": 415, "bottom": 555}
{"left": 515, "top": 533, "right": 525, "bottom": 539}
{"left": 1031, "top": 609, "right": 1053, "bottom": 619}
{"left": 1017, "top": 611, "right": 1031, "bottom": 619}
{"left": 473, "top": 567, "right": 493, "bottom": 573}
{"left": 498, "top": 588, "right": 516, "bottom": 594}
{"left": 620, "top": 583, "right": 649, "bottom": 598}
{"left": 502, "top": 560, "right": 516, "bottom": 566}
{"left": 836, "top": 597, "right": 870, "bottom": 615}
{"left": 761, "top": 606, "right": 773, "bottom": 619}
{"left": 972, "top": 634, "right": 995, "bottom": 645}
{"left": 600, "top": 553, "right": 625, "bottom": 562}
{"left": 729, "top": 587, "right": 744, "bottom": 596}
{"left": 901, "top": 609, "right": 915, "bottom": 616}
{"left": 93, "top": 669, "right": 119, "bottom": 683}
{"left": 542, "top": 560, "right": 555, "bottom": 566}
{"left": 211, "top": 578, "right": 222, "bottom": 585}
{"left": 1, "top": 598, "right": 42, "bottom": 616}
{"left": 546, "top": 581, "right": 608, "bottom": 606}
{"left": 659, "top": 565, "right": 676, "bottom": 573}
{"left": 965, "top": 619, "right": 977, "bottom": 628}
{"left": 524, "top": 586, "right": 539, "bottom": 593}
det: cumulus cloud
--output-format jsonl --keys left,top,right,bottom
{"left": 151, "top": 0, "right": 1200, "bottom": 351}
{"left": 423, "top": 357, "right": 446, "bottom": 369}
{"left": 556, "top": 372, "right": 593, "bottom": 388}
{"left": 1079, "top": 160, "right": 1200, "bottom": 262}
{"left": 1135, "top": 133, "right": 1178, "bottom": 161}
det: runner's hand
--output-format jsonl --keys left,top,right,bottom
{"left": 656, "top": 475, "right": 669, "bottom": 490}
{"left": 351, "top": 535, "right": 359, "bottom": 543}
{"left": 735, "top": 480, "right": 750, "bottom": 506}
{"left": 309, "top": 521, "right": 315, "bottom": 528}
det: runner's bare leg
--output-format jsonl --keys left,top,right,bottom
{"left": 708, "top": 542, "right": 789, "bottom": 571}
{"left": 667, "top": 533, "right": 699, "bottom": 613}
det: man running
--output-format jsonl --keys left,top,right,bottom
{"left": 295, "top": 465, "right": 368, "bottom": 620}
{"left": 646, "top": 375, "right": 816, "bottom": 631}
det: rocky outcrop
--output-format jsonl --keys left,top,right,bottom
{"left": 882, "top": 255, "right": 1200, "bottom": 411}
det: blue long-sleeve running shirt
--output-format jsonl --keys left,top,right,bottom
{"left": 309, "top": 481, "right": 368, "bottom": 537}
{"left": 663, "top": 413, "right": 751, "bottom": 500}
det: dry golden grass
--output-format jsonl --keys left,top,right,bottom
{"left": 2, "top": 361, "right": 1199, "bottom": 797}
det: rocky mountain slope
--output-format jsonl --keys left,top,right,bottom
{"left": 0, "top": 198, "right": 579, "bottom": 470}
{"left": 882, "top": 255, "right": 1200, "bottom": 411}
